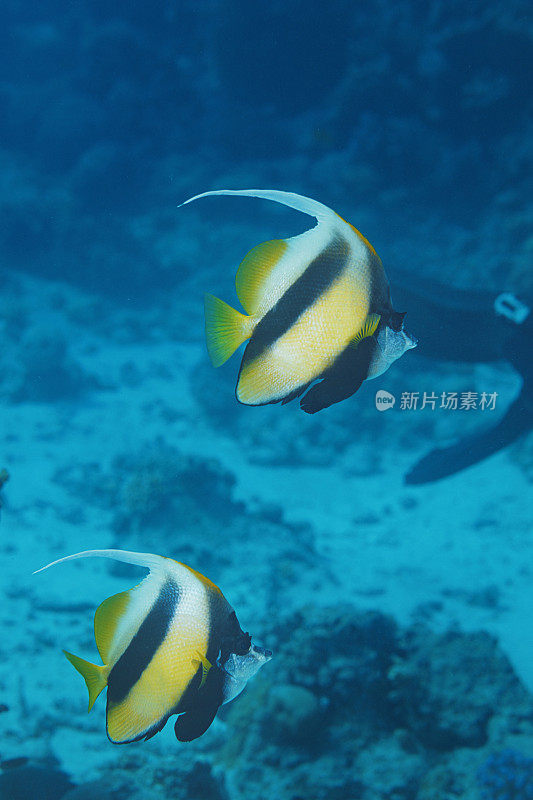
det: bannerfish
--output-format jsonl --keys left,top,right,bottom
{"left": 180, "top": 189, "right": 417, "bottom": 413}
{"left": 34, "top": 549, "right": 272, "bottom": 744}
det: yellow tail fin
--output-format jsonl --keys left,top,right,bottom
{"left": 63, "top": 650, "right": 108, "bottom": 712}
{"left": 204, "top": 293, "right": 252, "bottom": 367}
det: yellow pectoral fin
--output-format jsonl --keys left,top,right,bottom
{"left": 352, "top": 313, "right": 380, "bottom": 347}
{"left": 235, "top": 239, "right": 287, "bottom": 314}
{"left": 204, "top": 294, "right": 253, "bottom": 367}
{"left": 63, "top": 650, "right": 108, "bottom": 712}
{"left": 193, "top": 652, "right": 212, "bottom": 688}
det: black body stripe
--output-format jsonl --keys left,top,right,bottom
{"left": 107, "top": 578, "right": 179, "bottom": 704}
{"left": 367, "top": 248, "right": 392, "bottom": 320}
{"left": 243, "top": 235, "right": 349, "bottom": 363}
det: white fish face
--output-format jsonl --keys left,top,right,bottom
{"left": 220, "top": 644, "right": 273, "bottom": 704}
{"left": 367, "top": 325, "right": 417, "bottom": 379}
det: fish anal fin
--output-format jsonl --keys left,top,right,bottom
{"left": 174, "top": 666, "right": 225, "bottom": 742}
{"left": 352, "top": 313, "right": 380, "bottom": 347}
{"left": 94, "top": 590, "right": 131, "bottom": 663}
{"left": 204, "top": 294, "right": 253, "bottom": 367}
{"left": 63, "top": 650, "right": 107, "bottom": 712}
{"left": 174, "top": 704, "right": 219, "bottom": 742}
{"left": 281, "top": 382, "right": 311, "bottom": 405}
{"left": 300, "top": 337, "right": 375, "bottom": 413}
{"left": 235, "top": 239, "right": 287, "bottom": 314}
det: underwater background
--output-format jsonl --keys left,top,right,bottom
{"left": 1, "top": 1, "right": 533, "bottom": 798}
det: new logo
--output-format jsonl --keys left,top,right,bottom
{"left": 375, "top": 390, "right": 395, "bottom": 411}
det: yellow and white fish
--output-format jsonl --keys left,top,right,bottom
{"left": 181, "top": 189, "right": 417, "bottom": 413}
{"left": 35, "top": 549, "right": 271, "bottom": 744}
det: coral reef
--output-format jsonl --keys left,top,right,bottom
{"left": 0, "top": 764, "right": 74, "bottom": 800}
{"left": 212, "top": 606, "right": 533, "bottom": 800}
{"left": 52, "top": 439, "right": 319, "bottom": 624}
{"left": 10, "top": 326, "right": 97, "bottom": 403}
{"left": 62, "top": 781, "right": 128, "bottom": 800}
{"left": 1, "top": 1, "right": 531, "bottom": 294}
{"left": 1, "top": 4, "right": 532, "bottom": 800}
{"left": 0, "top": 279, "right": 101, "bottom": 403}
{"left": 54, "top": 439, "right": 243, "bottom": 535}
{"left": 388, "top": 627, "right": 530, "bottom": 750}
{"left": 477, "top": 749, "right": 533, "bottom": 799}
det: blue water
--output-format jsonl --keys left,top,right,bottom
{"left": 1, "top": 2, "right": 532, "bottom": 798}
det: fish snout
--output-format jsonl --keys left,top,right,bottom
{"left": 252, "top": 645, "right": 273, "bottom": 662}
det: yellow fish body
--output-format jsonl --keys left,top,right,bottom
{"left": 181, "top": 189, "right": 414, "bottom": 413}
{"left": 35, "top": 549, "right": 271, "bottom": 744}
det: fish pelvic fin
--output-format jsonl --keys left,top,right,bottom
{"left": 204, "top": 293, "right": 252, "bottom": 367}
{"left": 180, "top": 189, "right": 337, "bottom": 225}
{"left": 351, "top": 313, "right": 381, "bottom": 347}
{"left": 63, "top": 651, "right": 108, "bottom": 712}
